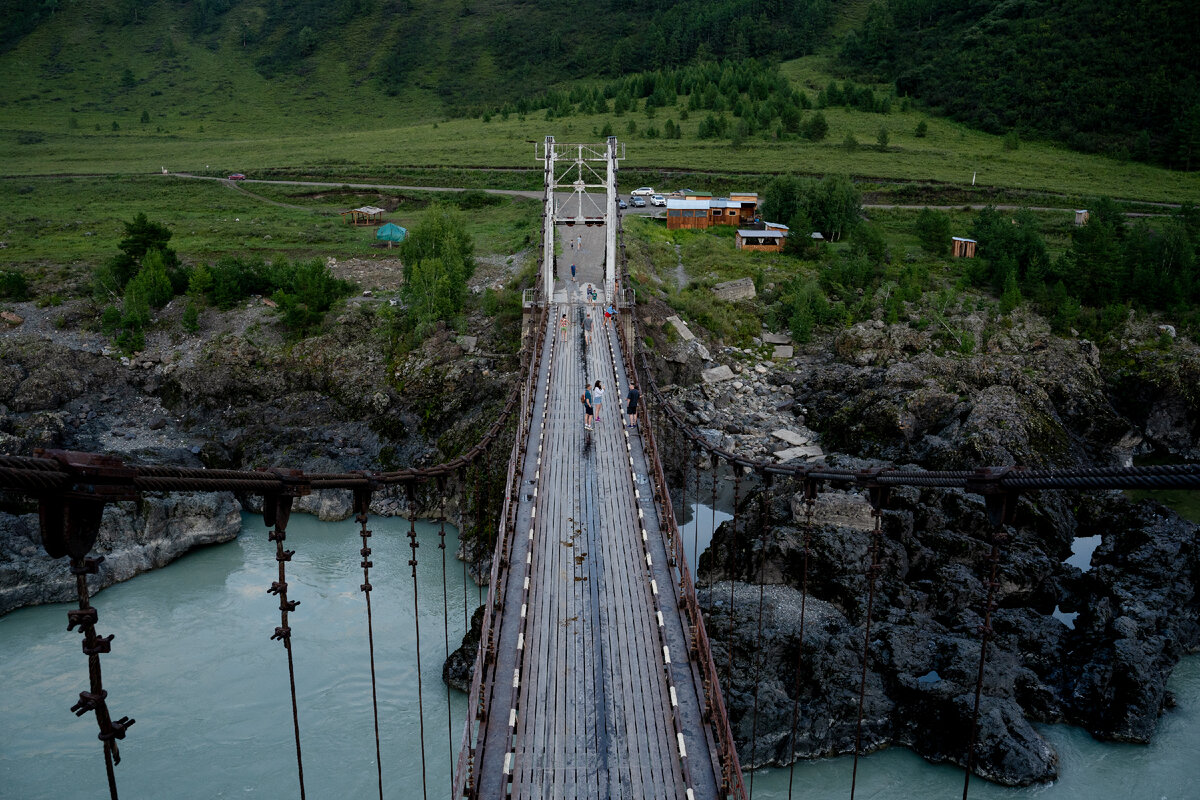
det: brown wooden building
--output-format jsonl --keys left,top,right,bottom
{"left": 666, "top": 193, "right": 759, "bottom": 230}
{"left": 736, "top": 228, "right": 786, "bottom": 252}
{"left": 951, "top": 236, "right": 978, "bottom": 258}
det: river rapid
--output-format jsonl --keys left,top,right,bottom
{"left": 1, "top": 510, "right": 1196, "bottom": 798}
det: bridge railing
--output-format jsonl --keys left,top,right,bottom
{"left": 0, "top": 299, "right": 539, "bottom": 800}
{"left": 614, "top": 224, "right": 751, "bottom": 799}
{"left": 613, "top": 221, "right": 1200, "bottom": 798}
{"left": 453, "top": 282, "right": 548, "bottom": 798}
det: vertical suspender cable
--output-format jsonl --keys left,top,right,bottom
{"left": 850, "top": 490, "right": 886, "bottom": 800}
{"left": 265, "top": 493, "right": 306, "bottom": 800}
{"left": 354, "top": 488, "right": 384, "bottom": 800}
{"left": 406, "top": 481, "right": 429, "bottom": 800}
{"left": 962, "top": 524, "right": 1005, "bottom": 800}
{"left": 67, "top": 554, "right": 131, "bottom": 800}
{"left": 748, "top": 472, "right": 772, "bottom": 798}
{"left": 438, "top": 478, "right": 454, "bottom": 797}
{"left": 787, "top": 482, "right": 816, "bottom": 800}
{"left": 728, "top": 469, "right": 741, "bottom": 689}
{"left": 710, "top": 453, "right": 719, "bottom": 604}
{"left": 691, "top": 446, "right": 700, "bottom": 577}
{"left": 459, "top": 467, "right": 470, "bottom": 634}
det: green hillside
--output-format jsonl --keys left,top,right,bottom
{"left": 839, "top": 0, "right": 1200, "bottom": 170}
{"left": 0, "top": 0, "right": 1196, "bottom": 205}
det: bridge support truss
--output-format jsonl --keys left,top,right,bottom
{"left": 537, "top": 136, "right": 624, "bottom": 300}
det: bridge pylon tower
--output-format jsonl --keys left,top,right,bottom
{"left": 536, "top": 136, "right": 624, "bottom": 300}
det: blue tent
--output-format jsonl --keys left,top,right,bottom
{"left": 376, "top": 223, "right": 407, "bottom": 243}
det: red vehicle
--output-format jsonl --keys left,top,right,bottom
{"left": 228, "top": 173, "right": 246, "bottom": 180}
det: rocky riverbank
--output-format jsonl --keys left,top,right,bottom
{"left": 0, "top": 254, "right": 528, "bottom": 615}
{"left": 644, "top": 305, "right": 1200, "bottom": 785}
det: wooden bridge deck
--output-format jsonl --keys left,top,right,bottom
{"left": 473, "top": 242, "right": 723, "bottom": 799}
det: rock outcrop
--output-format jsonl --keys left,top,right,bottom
{"left": 0, "top": 492, "right": 242, "bottom": 615}
{"left": 698, "top": 484, "right": 1198, "bottom": 786}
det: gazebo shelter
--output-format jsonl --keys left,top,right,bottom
{"left": 341, "top": 206, "right": 386, "bottom": 226}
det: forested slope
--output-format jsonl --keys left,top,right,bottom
{"left": 840, "top": 0, "right": 1200, "bottom": 170}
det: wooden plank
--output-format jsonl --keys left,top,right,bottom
{"left": 476, "top": 292, "right": 725, "bottom": 800}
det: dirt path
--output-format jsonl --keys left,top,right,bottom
{"left": 173, "top": 173, "right": 542, "bottom": 200}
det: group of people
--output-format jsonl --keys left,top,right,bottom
{"left": 580, "top": 380, "right": 639, "bottom": 432}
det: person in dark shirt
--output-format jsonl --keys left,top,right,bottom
{"left": 625, "top": 382, "right": 641, "bottom": 428}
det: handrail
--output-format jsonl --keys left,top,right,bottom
{"left": 452, "top": 287, "right": 548, "bottom": 798}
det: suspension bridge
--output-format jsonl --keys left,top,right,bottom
{"left": 2, "top": 137, "right": 1199, "bottom": 800}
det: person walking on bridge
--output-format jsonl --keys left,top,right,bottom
{"left": 591, "top": 380, "right": 605, "bottom": 422}
{"left": 583, "top": 311, "right": 593, "bottom": 345}
{"left": 626, "top": 382, "right": 641, "bottom": 429}
{"left": 580, "top": 384, "right": 594, "bottom": 430}
{"left": 560, "top": 313, "right": 569, "bottom": 341}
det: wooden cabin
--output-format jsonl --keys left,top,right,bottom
{"left": 1075, "top": 209, "right": 1090, "bottom": 226}
{"left": 666, "top": 199, "right": 713, "bottom": 230}
{"left": 736, "top": 228, "right": 786, "bottom": 252}
{"left": 951, "top": 236, "right": 978, "bottom": 258}
{"left": 666, "top": 193, "right": 760, "bottom": 229}
{"left": 708, "top": 199, "right": 743, "bottom": 226}
{"left": 728, "top": 192, "right": 759, "bottom": 224}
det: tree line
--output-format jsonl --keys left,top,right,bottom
{"left": 840, "top": 0, "right": 1200, "bottom": 170}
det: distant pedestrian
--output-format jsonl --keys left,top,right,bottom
{"left": 560, "top": 313, "right": 569, "bottom": 340}
{"left": 626, "top": 382, "right": 641, "bottom": 428}
{"left": 605, "top": 304, "right": 616, "bottom": 327}
{"left": 592, "top": 380, "right": 604, "bottom": 421}
{"left": 577, "top": 234, "right": 583, "bottom": 251}
{"left": 571, "top": 263, "right": 577, "bottom": 281}
{"left": 583, "top": 312, "right": 593, "bottom": 345}
{"left": 580, "top": 385, "right": 594, "bottom": 430}
{"left": 603, "top": 305, "right": 612, "bottom": 327}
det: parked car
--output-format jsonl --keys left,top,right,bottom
{"left": 228, "top": 173, "right": 246, "bottom": 180}
{"left": 630, "top": 196, "right": 647, "bottom": 207}
{"left": 650, "top": 194, "right": 666, "bottom": 207}
{"left": 630, "top": 186, "right": 655, "bottom": 196}
{"left": 618, "top": 198, "right": 628, "bottom": 209}
{"left": 668, "top": 188, "right": 697, "bottom": 198}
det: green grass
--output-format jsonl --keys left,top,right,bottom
{"left": 0, "top": 175, "right": 541, "bottom": 295}
{"left": 2, "top": 32, "right": 1197, "bottom": 204}
{"left": 1125, "top": 489, "right": 1200, "bottom": 524}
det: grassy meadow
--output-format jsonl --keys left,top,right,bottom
{"left": 0, "top": 1, "right": 1196, "bottom": 288}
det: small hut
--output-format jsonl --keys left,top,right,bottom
{"left": 341, "top": 206, "right": 386, "bottom": 226}
{"left": 1075, "top": 209, "right": 1090, "bottom": 226}
{"left": 951, "top": 237, "right": 978, "bottom": 258}
{"left": 736, "top": 228, "right": 786, "bottom": 252}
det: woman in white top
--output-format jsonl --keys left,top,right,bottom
{"left": 591, "top": 380, "right": 604, "bottom": 421}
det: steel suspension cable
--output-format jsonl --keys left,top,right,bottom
{"left": 728, "top": 469, "right": 741, "bottom": 689}
{"left": 405, "top": 482, "right": 429, "bottom": 800}
{"left": 353, "top": 488, "right": 384, "bottom": 800}
{"left": 963, "top": 523, "right": 1006, "bottom": 799}
{"left": 438, "top": 479, "right": 454, "bottom": 797}
{"left": 787, "top": 483, "right": 817, "bottom": 800}
{"left": 265, "top": 494, "right": 306, "bottom": 799}
{"left": 850, "top": 494, "right": 885, "bottom": 800}
{"left": 67, "top": 554, "right": 133, "bottom": 800}
{"left": 458, "top": 467, "right": 470, "bottom": 635}
{"left": 691, "top": 445, "right": 700, "bottom": 577}
{"left": 748, "top": 472, "right": 773, "bottom": 798}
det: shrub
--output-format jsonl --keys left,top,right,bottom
{"left": 0, "top": 270, "right": 30, "bottom": 300}
{"left": 181, "top": 301, "right": 200, "bottom": 333}
{"left": 915, "top": 207, "right": 951, "bottom": 256}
